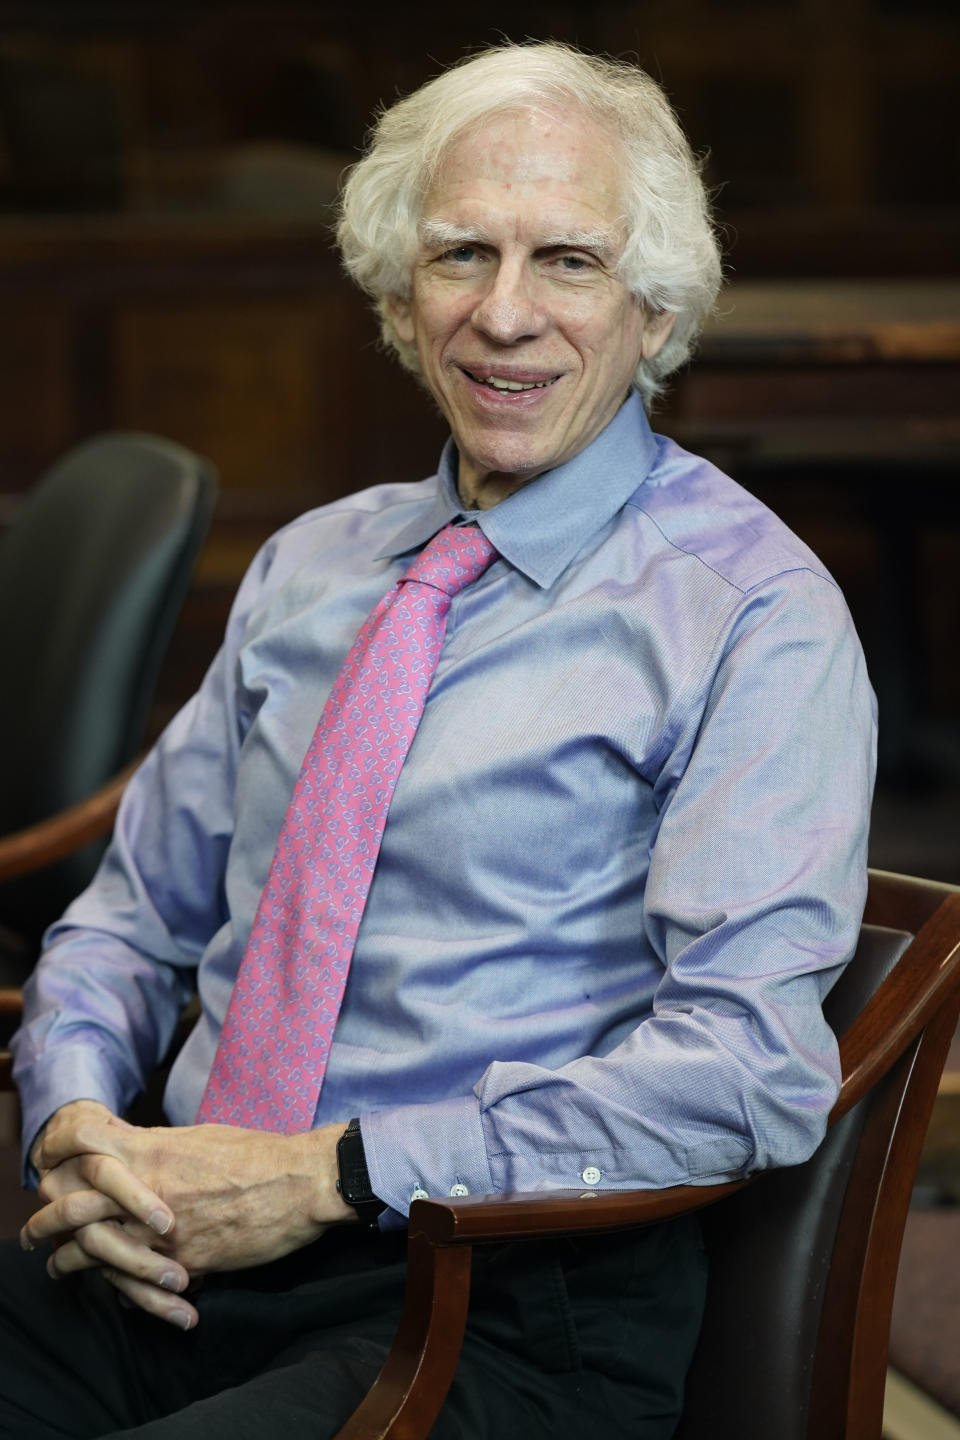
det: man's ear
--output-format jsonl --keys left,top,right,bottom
{"left": 386, "top": 295, "right": 416, "bottom": 345}
{"left": 641, "top": 309, "right": 676, "bottom": 361}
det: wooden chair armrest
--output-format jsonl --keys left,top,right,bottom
{"left": 0, "top": 992, "right": 21, "bottom": 1091}
{"left": 0, "top": 760, "right": 139, "bottom": 884}
{"left": 407, "top": 1179, "right": 748, "bottom": 1247}
{"left": 0, "top": 766, "right": 139, "bottom": 1095}
{"left": 832, "top": 891, "right": 960, "bottom": 1124}
{"left": 0, "top": 989, "right": 22, "bottom": 1016}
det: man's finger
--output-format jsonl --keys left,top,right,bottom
{"left": 34, "top": 1102, "right": 131, "bottom": 1172}
{"left": 44, "top": 1236, "right": 103, "bottom": 1276}
{"left": 101, "top": 1269, "right": 199, "bottom": 1331}
{"left": 36, "top": 1152, "right": 173, "bottom": 1238}
{"left": 76, "top": 1152, "right": 174, "bottom": 1236}
{"left": 22, "top": 1188, "right": 124, "bottom": 1248}
{"left": 38, "top": 1112, "right": 134, "bottom": 1172}
{"left": 47, "top": 1219, "right": 191, "bottom": 1295}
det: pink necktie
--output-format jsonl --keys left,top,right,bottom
{"left": 197, "top": 523, "right": 498, "bottom": 1131}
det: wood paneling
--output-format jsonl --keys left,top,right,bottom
{"left": 1, "top": 0, "right": 958, "bottom": 271}
{"left": 116, "top": 300, "right": 325, "bottom": 491}
{"left": 0, "top": 306, "right": 71, "bottom": 480}
{"left": 0, "top": 220, "right": 445, "bottom": 504}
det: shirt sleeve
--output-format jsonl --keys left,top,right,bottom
{"left": 10, "top": 539, "right": 278, "bottom": 1174}
{"left": 362, "top": 568, "right": 877, "bottom": 1214}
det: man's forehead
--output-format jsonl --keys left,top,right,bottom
{"left": 419, "top": 109, "right": 628, "bottom": 253}
{"left": 430, "top": 106, "right": 624, "bottom": 192}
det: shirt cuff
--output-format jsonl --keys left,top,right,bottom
{"left": 16, "top": 1044, "right": 129, "bottom": 1188}
{"left": 360, "top": 1092, "right": 494, "bottom": 1218}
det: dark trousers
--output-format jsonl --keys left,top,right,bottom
{"left": 0, "top": 1216, "right": 705, "bottom": 1439}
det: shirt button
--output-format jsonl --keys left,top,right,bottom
{"left": 581, "top": 1166, "right": 602, "bottom": 1186}
{"left": 449, "top": 1183, "right": 470, "bottom": 1197}
{"left": 411, "top": 1187, "right": 429, "bottom": 1201}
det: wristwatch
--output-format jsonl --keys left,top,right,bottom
{"left": 336, "top": 1118, "right": 386, "bottom": 1226}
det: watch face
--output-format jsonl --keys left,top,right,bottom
{"left": 337, "top": 1125, "right": 386, "bottom": 1223}
{"left": 342, "top": 1146, "right": 372, "bottom": 1203}
{"left": 338, "top": 1124, "right": 374, "bottom": 1205}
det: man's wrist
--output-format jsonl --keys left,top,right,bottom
{"left": 294, "top": 1123, "right": 357, "bottom": 1226}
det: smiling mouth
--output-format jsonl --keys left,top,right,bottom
{"left": 461, "top": 368, "right": 561, "bottom": 392}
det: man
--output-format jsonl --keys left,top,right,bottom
{"left": 1, "top": 41, "right": 875, "bottom": 1440}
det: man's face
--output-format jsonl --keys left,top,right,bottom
{"left": 389, "top": 108, "right": 674, "bottom": 508}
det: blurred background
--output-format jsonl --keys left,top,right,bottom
{"left": 0, "top": 1, "right": 957, "bottom": 890}
{"left": 0, "top": 3, "right": 957, "bottom": 1430}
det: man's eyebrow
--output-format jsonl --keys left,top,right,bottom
{"left": 536, "top": 229, "right": 620, "bottom": 260}
{"left": 417, "top": 220, "right": 620, "bottom": 261}
{"left": 418, "top": 219, "right": 493, "bottom": 251}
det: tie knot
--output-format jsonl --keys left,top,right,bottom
{"left": 402, "top": 524, "right": 498, "bottom": 597}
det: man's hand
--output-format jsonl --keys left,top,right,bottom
{"left": 22, "top": 1115, "right": 354, "bottom": 1328}
{"left": 28, "top": 1100, "right": 177, "bottom": 1250}
{"left": 24, "top": 1099, "right": 194, "bottom": 1326}
{"left": 32, "top": 1100, "right": 125, "bottom": 1174}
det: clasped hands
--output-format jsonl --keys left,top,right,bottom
{"left": 20, "top": 1100, "right": 353, "bottom": 1330}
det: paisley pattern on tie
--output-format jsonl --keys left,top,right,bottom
{"left": 196, "top": 524, "right": 498, "bottom": 1132}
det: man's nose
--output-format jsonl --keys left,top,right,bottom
{"left": 470, "top": 260, "right": 546, "bottom": 345}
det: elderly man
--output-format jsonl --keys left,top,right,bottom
{"left": 0, "top": 40, "right": 874, "bottom": 1440}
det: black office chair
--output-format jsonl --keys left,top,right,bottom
{"left": 0, "top": 432, "right": 217, "bottom": 972}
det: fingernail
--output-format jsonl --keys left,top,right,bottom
{"left": 19, "top": 1231, "right": 34, "bottom": 1253}
{"left": 148, "top": 1209, "right": 173, "bottom": 1236}
{"left": 159, "top": 1271, "right": 183, "bottom": 1293}
{"left": 175, "top": 1310, "right": 194, "bottom": 1331}
{"left": 45, "top": 1256, "right": 58, "bottom": 1280}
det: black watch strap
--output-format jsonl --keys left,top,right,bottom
{"left": 336, "top": 1118, "right": 386, "bottom": 1226}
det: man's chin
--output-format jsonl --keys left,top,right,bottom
{"left": 457, "top": 437, "right": 561, "bottom": 485}
{"left": 456, "top": 450, "right": 559, "bottom": 507}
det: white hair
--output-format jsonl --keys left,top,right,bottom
{"left": 336, "top": 42, "right": 722, "bottom": 409}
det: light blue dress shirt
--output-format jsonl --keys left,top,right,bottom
{"left": 13, "top": 394, "right": 876, "bottom": 1216}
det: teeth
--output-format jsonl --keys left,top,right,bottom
{"left": 482, "top": 375, "right": 552, "bottom": 391}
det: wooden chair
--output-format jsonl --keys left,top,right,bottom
{"left": 333, "top": 869, "right": 960, "bottom": 1440}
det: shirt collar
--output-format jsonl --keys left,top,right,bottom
{"left": 377, "top": 392, "right": 659, "bottom": 588}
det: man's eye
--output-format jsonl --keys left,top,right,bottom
{"left": 444, "top": 245, "right": 478, "bottom": 263}
{"left": 558, "top": 254, "right": 591, "bottom": 272}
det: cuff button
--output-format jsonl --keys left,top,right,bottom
{"left": 581, "top": 1166, "right": 602, "bottom": 1186}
